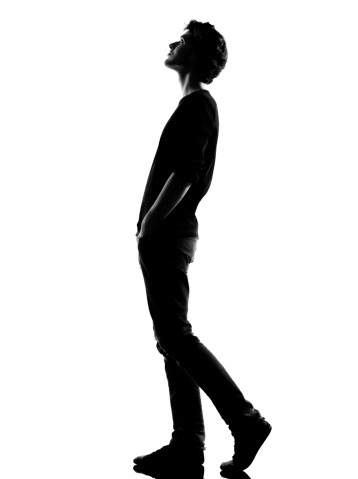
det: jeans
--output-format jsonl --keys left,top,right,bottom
{"left": 137, "top": 235, "right": 255, "bottom": 449}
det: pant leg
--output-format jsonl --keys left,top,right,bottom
{"left": 138, "top": 236, "right": 205, "bottom": 447}
{"left": 157, "top": 342, "right": 206, "bottom": 448}
{"left": 137, "top": 236, "right": 256, "bottom": 437}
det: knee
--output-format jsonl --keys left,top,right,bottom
{"left": 156, "top": 332, "right": 199, "bottom": 366}
{"left": 156, "top": 341, "right": 169, "bottom": 358}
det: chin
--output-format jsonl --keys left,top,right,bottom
{"left": 164, "top": 60, "right": 175, "bottom": 69}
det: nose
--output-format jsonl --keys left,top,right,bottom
{"left": 169, "top": 41, "right": 178, "bottom": 51}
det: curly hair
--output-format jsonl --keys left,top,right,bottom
{"left": 184, "top": 20, "right": 228, "bottom": 85}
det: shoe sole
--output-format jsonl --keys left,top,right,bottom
{"left": 220, "top": 470, "right": 250, "bottom": 479}
{"left": 133, "top": 463, "right": 205, "bottom": 479}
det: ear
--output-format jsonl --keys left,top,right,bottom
{"left": 189, "top": 52, "right": 199, "bottom": 63}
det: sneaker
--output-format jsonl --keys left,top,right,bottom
{"left": 220, "top": 416, "right": 272, "bottom": 477}
{"left": 133, "top": 443, "right": 205, "bottom": 478}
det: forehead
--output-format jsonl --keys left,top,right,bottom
{"left": 181, "top": 31, "right": 193, "bottom": 42}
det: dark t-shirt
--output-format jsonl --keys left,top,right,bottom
{"left": 136, "top": 89, "right": 219, "bottom": 239}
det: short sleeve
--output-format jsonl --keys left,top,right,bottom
{"left": 172, "top": 95, "right": 215, "bottom": 184}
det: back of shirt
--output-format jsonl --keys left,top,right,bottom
{"left": 136, "top": 89, "right": 219, "bottom": 239}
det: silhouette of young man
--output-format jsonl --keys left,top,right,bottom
{"left": 134, "top": 20, "right": 271, "bottom": 479}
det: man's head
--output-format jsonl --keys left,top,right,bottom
{"left": 165, "top": 20, "right": 228, "bottom": 85}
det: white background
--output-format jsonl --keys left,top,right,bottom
{"left": 1, "top": 1, "right": 357, "bottom": 478}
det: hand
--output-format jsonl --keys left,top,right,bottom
{"left": 138, "top": 214, "right": 158, "bottom": 239}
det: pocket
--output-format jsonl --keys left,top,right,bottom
{"left": 137, "top": 235, "right": 155, "bottom": 246}
{"left": 169, "top": 251, "right": 191, "bottom": 274}
{"left": 137, "top": 235, "right": 156, "bottom": 242}
{"left": 137, "top": 235, "right": 160, "bottom": 256}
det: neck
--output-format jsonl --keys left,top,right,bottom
{"left": 178, "top": 70, "right": 205, "bottom": 98}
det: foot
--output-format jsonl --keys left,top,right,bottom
{"left": 220, "top": 416, "right": 272, "bottom": 477}
{"left": 133, "top": 443, "right": 205, "bottom": 478}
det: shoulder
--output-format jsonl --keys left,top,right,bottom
{"left": 186, "top": 91, "right": 217, "bottom": 116}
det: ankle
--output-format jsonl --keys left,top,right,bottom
{"left": 169, "top": 440, "right": 205, "bottom": 451}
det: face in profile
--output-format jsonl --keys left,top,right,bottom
{"left": 164, "top": 31, "right": 197, "bottom": 73}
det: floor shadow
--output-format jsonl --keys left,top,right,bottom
{"left": 133, "top": 464, "right": 252, "bottom": 479}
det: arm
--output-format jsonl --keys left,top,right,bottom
{"left": 138, "top": 172, "right": 192, "bottom": 238}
